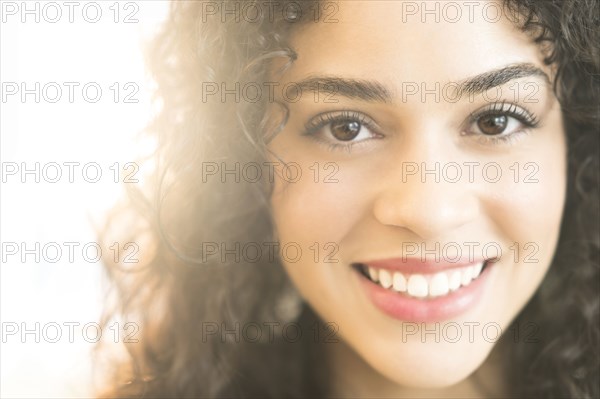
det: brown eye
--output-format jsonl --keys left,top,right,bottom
{"left": 477, "top": 114, "right": 508, "bottom": 135}
{"left": 330, "top": 120, "right": 361, "bottom": 141}
{"left": 304, "top": 111, "right": 381, "bottom": 149}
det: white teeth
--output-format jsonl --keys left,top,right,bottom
{"left": 363, "top": 261, "right": 488, "bottom": 298}
{"left": 407, "top": 275, "right": 428, "bottom": 298}
{"left": 368, "top": 267, "right": 379, "bottom": 282}
{"left": 429, "top": 272, "right": 449, "bottom": 297}
{"left": 461, "top": 266, "right": 474, "bottom": 286}
{"left": 449, "top": 270, "right": 462, "bottom": 291}
{"left": 472, "top": 261, "right": 484, "bottom": 278}
{"left": 379, "top": 269, "right": 392, "bottom": 289}
{"left": 392, "top": 272, "right": 407, "bottom": 292}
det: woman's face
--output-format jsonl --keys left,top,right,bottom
{"left": 269, "top": 0, "right": 566, "bottom": 391}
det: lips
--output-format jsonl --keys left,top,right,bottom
{"left": 352, "top": 258, "right": 497, "bottom": 322}
{"left": 354, "top": 260, "right": 490, "bottom": 299}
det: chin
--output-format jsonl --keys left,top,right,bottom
{"left": 357, "top": 339, "right": 492, "bottom": 390}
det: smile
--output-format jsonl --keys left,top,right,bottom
{"left": 354, "top": 260, "right": 491, "bottom": 299}
{"left": 352, "top": 258, "right": 498, "bottom": 322}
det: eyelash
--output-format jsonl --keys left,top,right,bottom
{"left": 462, "top": 101, "right": 540, "bottom": 146}
{"left": 301, "top": 102, "right": 540, "bottom": 151}
{"left": 301, "top": 110, "right": 382, "bottom": 152}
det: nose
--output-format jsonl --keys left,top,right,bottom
{"left": 372, "top": 161, "right": 480, "bottom": 240}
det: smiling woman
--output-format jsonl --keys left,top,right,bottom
{"left": 97, "top": 1, "right": 599, "bottom": 398}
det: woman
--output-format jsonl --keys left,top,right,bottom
{"left": 98, "top": 0, "right": 599, "bottom": 397}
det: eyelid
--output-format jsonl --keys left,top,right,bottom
{"left": 302, "top": 110, "right": 383, "bottom": 138}
{"left": 460, "top": 101, "right": 540, "bottom": 146}
{"left": 464, "top": 101, "right": 540, "bottom": 129}
{"left": 300, "top": 110, "right": 384, "bottom": 152}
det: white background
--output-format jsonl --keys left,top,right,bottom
{"left": 1, "top": 1, "right": 168, "bottom": 396}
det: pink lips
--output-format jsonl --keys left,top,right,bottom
{"left": 354, "top": 258, "right": 496, "bottom": 323}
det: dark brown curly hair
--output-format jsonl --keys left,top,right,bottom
{"left": 97, "top": 0, "right": 599, "bottom": 397}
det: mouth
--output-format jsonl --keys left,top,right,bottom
{"left": 352, "top": 259, "right": 498, "bottom": 322}
{"left": 352, "top": 259, "right": 494, "bottom": 299}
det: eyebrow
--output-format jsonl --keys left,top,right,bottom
{"left": 291, "top": 63, "right": 550, "bottom": 103}
{"left": 292, "top": 76, "right": 393, "bottom": 103}
{"left": 453, "top": 63, "right": 550, "bottom": 98}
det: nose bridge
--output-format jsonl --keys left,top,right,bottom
{"left": 372, "top": 150, "right": 479, "bottom": 240}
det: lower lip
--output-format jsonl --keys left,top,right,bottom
{"left": 355, "top": 263, "right": 495, "bottom": 323}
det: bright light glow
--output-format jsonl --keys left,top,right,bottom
{"left": 1, "top": 2, "right": 169, "bottom": 397}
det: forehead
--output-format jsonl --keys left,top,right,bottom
{"left": 286, "top": 0, "right": 546, "bottom": 84}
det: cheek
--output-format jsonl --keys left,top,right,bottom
{"left": 270, "top": 162, "right": 370, "bottom": 247}
{"left": 489, "top": 160, "right": 566, "bottom": 252}
{"left": 269, "top": 160, "right": 373, "bottom": 312}
{"left": 483, "top": 135, "right": 567, "bottom": 312}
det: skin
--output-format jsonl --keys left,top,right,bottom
{"left": 268, "top": 1, "right": 566, "bottom": 397}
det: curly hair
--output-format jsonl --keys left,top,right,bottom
{"left": 97, "top": 0, "right": 599, "bottom": 397}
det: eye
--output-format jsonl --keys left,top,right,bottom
{"left": 474, "top": 113, "right": 521, "bottom": 136}
{"left": 463, "top": 102, "right": 540, "bottom": 144}
{"left": 329, "top": 120, "right": 371, "bottom": 141}
{"left": 302, "top": 110, "right": 382, "bottom": 150}
{"left": 477, "top": 114, "right": 509, "bottom": 135}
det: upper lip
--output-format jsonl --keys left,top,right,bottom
{"left": 357, "top": 257, "right": 490, "bottom": 275}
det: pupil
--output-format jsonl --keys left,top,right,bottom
{"left": 478, "top": 115, "right": 507, "bottom": 135}
{"left": 331, "top": 121, "right": 361, "bottom": 141}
